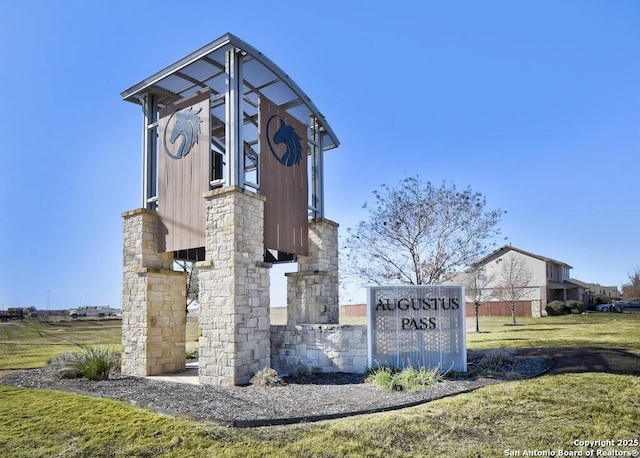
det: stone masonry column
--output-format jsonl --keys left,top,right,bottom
{"left": 197, "top": 187, "right": 271, "bottom": 386}
{"left": 121, "top": 209, "right": 187, "bottom": 376}
{"left": 286, "top": 218, "right": 339, "bottom": 325}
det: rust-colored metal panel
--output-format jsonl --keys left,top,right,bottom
{"left": 259, "top": 96, "right": 308, "bottom": 256}
{"left": 157, "top": 90, "right": 210, "bottom": 253}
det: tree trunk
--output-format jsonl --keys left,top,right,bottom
{"left": 475, "top": 305, "right": 480, "bottom": 333}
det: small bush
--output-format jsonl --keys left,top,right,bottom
{"left": 51, "top": 347, "right": 120, "bottom": 381}
{"left": 545, "top": 300, "right": 585, "bottom": 316}
{"left": 366, "top": 365, "right": 443, "bottom": 391}
{"left": 365, "top": 366, "right": 401, "bottom": 391}
{"left": 566, "top": 300, "right": 585, "bottom": 314}
{"left": 250, "top": 367, "right": 283, "bottom": 386}
{"left": 545, "top": 301, "right": 566, "bottom": 316}
{"left": 477, "top": 349, "right": 515, "bottom": 372}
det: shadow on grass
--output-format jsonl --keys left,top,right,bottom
{"left": 519, "top": 347, "right": 640, "bottom": 376}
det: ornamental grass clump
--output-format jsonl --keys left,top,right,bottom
{"left": 476, "top": 349, "right": 515, "bottom": 374}
{"left": 250, "top": 367, "right": 283, "bottom": 386}
{"left": 366, "top": 365, "right": 443, "bottom": 391}
{"left": 51, "top": 346, "right": 120, "bottom": 381}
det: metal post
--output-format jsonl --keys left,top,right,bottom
{"left": 312, "top": 118, "right": 325, "bottom": 219}
{"left": 225, "top": 48, "right": 244, "bottom": 188}
{"left": 142, "top": 93, "right": 158, "bottom": 210}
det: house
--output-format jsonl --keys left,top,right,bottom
{"left": 569, "top": 279, "right": 620, "bottom": 306}
{"left": 450, "top": 245, "right": 581, "bottom": 318}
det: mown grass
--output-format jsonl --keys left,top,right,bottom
{"left": 1, "top": 313, "right": 639, "bottom": 457}
{"left": 0, "top": 319, "right": 122, "bottom": 370}
{"left": 468, "top": 312, "right": 640, "bottom": 354}
{"left": 1, "top": 373, "right": 638, "bottom": 457}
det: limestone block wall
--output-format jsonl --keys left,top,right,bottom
{"left": 286, "top": 219, "right": 339, "bottom": 325}
{"left": 270, "top": 324, "right": 368, "bottom": 376}
{"left": 143, "top": 270, "right": 187, "bottom": 374}
{"left": 198, "top": 187, "right": 271, "bottom": 386}
{"left": 121, "top": 209, "right": 186, "bottom": 377}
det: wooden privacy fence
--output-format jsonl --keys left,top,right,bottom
{"left": 466, "top": 301, "right": 532, "bottom": 317}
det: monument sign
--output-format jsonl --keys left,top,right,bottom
{"left": 367, "top": 285, "right": 467, "bottom": 372}
{"left": 120, "top": 33, "right": 342, "bottom": 385}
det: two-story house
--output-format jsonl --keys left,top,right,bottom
{"left": 451, "top": 245, "right": 581, "bottom": 318}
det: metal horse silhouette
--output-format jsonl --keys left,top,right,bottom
{"left": 267, "top": 116, "right": 303, "bottom": 167}
{"left": 163, "top": 106, "right": 202, "bottom": 159}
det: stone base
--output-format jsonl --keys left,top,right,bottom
{"left": 197, "top": 187, "right": 271, "bottom": 386}
{"left": 270, "top": 324, "right": 368, "bottom": 376}
{"left": 286, "top": 218, "right": 339, "bottom": 326}
{"left": 121, "top": 209, "right": 186, "bottom": 377}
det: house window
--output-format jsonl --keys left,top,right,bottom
{"left": 547, "top": 265, "right": 552, "bottom": 280}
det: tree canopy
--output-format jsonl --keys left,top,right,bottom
{"left": 342, "top": 176, "right": 504, "bottom": 286}
{"left": 622, "top": 267, "right": 640, "bottom": 300}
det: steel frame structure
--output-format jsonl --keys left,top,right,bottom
{"left": 121, "top": 33, "right": 339, "bottom": 220}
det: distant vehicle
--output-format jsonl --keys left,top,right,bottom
{"left": 69, "top": 306, "right": 119, "bottom": 319}
{"left": 596, "top": 303, "right": 613, "bottom": 312}
{"left": 596, "top": 302, "right": 625, "bottom": 313}
{"left": 621, "top": 299, "right": 640, "bottom": 311}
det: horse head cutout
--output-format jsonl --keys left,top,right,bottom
{"left": 164, "top": 106, "right": 202, "bottom": 159}
{"left": 269, "top": 117, "right": 303, "bottom": 167}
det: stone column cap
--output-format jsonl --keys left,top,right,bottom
{"left": 310, "top": 217, "right": 339, "bottom": 227}
{"left": 203, "top": 186, "right": 266, "bottom": 201}
{"left": 122, "top": 208, "right": 156, "bottom": 218}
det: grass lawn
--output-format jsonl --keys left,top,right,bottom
{"left": 1, "top": 313, "right": 639, "bottom": 457}
{"left": 468, "top": 312, "right": 640, "bottom": 355}
{"left": 0, "top": 319, "right": 122, "bottom": 370}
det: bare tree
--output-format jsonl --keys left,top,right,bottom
{"left": 493, "top": 254, "right": 533, "bottom": 326}
{"left": 463, "top": 265, "right": 495, "bottom": 333}
{"left": 622, "top": 267, "right": 640, "bottom": 300}
{"left": 174, "top": 260, "right": 199, "bottom": 314}
{"left": 343, "top": 176, "right": 504, "bottom": 286}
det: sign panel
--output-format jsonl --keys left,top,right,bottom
{"left": 367, "top": 285, "right": 467, "bottom": 372}
{"left": 259, "top": 96, "right": 308, "bottom": 256}
{"left": 157, "top": 90, "right": 211, "bottom": 253}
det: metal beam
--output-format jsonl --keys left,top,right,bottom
{"left": 142, "top": 93, "right": 158, "bottom": 209}
{"left": 312, "top": 117, "right": 325, "bottom": 219}
{"left": 225, "top": 48, "right": 244, "bottom": 187}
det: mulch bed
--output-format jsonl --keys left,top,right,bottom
{"left": 21, "top": 344, "right": 640, "bottom": 427}
{"left": 0, "top": 349, "right": 561, "bottom": 427}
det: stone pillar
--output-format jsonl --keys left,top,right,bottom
{"left": 121, "top": 209, "right": 187, "bottom": 376}
{"left": 198, "top": 187, "right": 271, "bottom": 386}
{"left": 286, "top": 218, "right": 339, "bottom": 325}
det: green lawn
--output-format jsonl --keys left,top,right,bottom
{"left": 468, "top": 312, "right": 640, "bottom": 353}
{"left": 1, "top": 313, "right": 639, "bottom": 457}
{"left": 0, "top": 319, "right": 122, "bottom": 370}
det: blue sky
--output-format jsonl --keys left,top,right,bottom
{"left": 1, "top": 1, "right": 638, "bottom": 309}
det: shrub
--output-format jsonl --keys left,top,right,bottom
{"left": 51, "top": 347, "right": 120, "bottom": 381}
{"left": 250, "top": 367, "right": 283, "bottom": 386}
{"left": 545, "top": 301, "right": 566, "bottom": 316}
{"left": 366, "top": 365, "right": 443, "bottom": 391}
{"left": 477, "top": 349, "right": 515, "bottom": 372}
{"left": 566, "top": 300, "right": 585, "bottom": 314}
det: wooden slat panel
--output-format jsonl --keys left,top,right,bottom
{"left": 157, "top": 91, "right": 210, "bottom": 253}
{"left": 259, "top": 96, "right": 308, "bottom": 256}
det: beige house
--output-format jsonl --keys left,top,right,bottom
{"left": 569, "top": 279, "right": 620, "bottom": 305}
{"left": 451, "top": 245, "right": 581, "bottom": 318}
